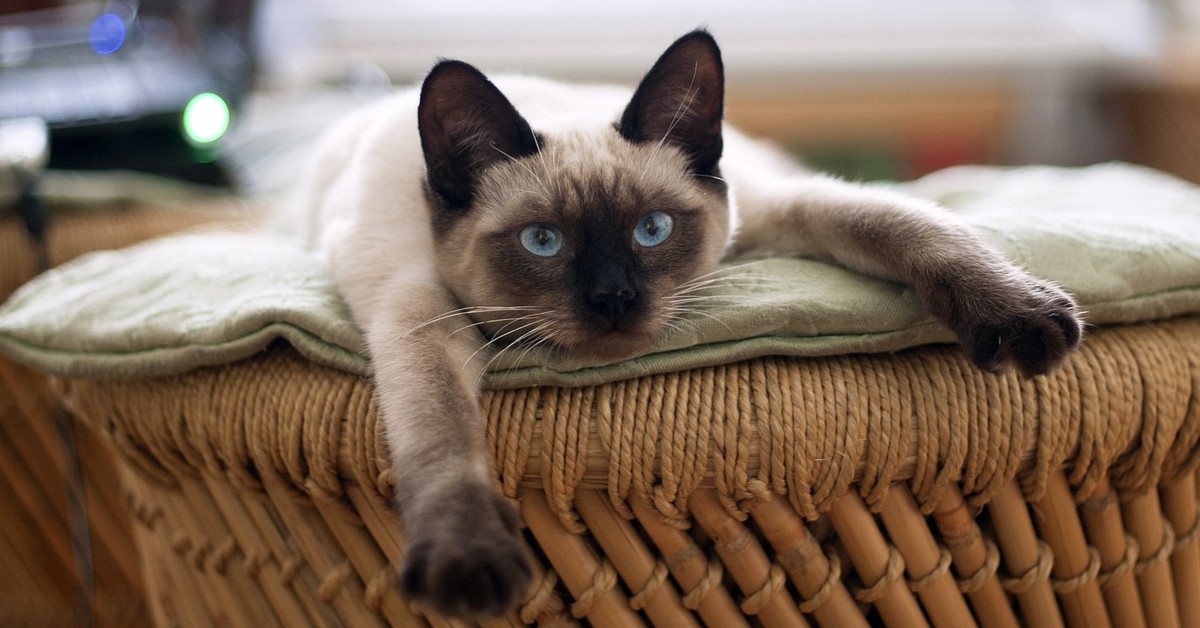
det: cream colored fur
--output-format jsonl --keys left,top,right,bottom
{"left": 296, "top": 38, "right": 1080, "bottom": 621}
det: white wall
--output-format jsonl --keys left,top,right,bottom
{"left": 251, "top": 0, "right": 1175, "bottom": 166}
{"left": 255, "top": 0, "right": 1165, "bottom": 89}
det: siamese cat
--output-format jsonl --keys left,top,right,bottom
{"left": 300, "top": 30, "right": 1081, "bottom": 620}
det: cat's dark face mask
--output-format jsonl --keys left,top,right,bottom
{"left": 419, "top": 30, "right": 731, "bottom": 361}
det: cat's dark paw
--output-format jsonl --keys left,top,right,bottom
{"left": 933, "top": 276, "right": 1083, "bottom": 377}
{"left": 399, "top": 489, "right": 533, "bottom": 621}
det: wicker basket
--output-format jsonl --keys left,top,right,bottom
{"left": 49, "top": 313, "right": 1200, "bottom": 627}
{"left": 0, "top": 202, "right": 251, "bottom": 626}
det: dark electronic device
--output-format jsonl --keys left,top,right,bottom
{"left": 0, "top": 0, "right": 258, "bottom": 186}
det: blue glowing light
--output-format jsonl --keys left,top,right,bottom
{"left": 89, "top": 13, "right": 125, "bottom": 55}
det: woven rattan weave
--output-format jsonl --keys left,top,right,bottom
{"left": 52, "top": 314, "right": 1200, "bottom": 627}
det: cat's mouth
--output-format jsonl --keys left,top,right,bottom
{"left": 473, "top": 306, "right": 664, "bottom": 363}
{"left": 562, "top": 328, "right": 660, "bottom": 362}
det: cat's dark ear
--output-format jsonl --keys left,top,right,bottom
{"left": 619, "top": 30, "right": 724, "bottom": 176}
{"left": 418, "top": 61, "right": 539, "bottom": 209}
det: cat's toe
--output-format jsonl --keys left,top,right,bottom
{"left": 400, "top": 495, "right": 533, "bottom": 620}
{"left": 961, "top": 282, "right": 1083, "bottom": 377}
{"left": 1012, "top": 283, "right": 1083, "bottom": 376}
{"left": 400, "top": 536, "right": 532, "bottom": 619}
{"left": 962, "top": 324, "right": 1007, "bottom": 374}
{"left": 1007, "top": 313, "right": 1079, "bottom": 377}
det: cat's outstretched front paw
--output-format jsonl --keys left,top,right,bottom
{"left": 930, "top": 275, "right": 1083, "bottom": 377}
{"left": 400, "top": 487, "right": 533, "bottom": 621}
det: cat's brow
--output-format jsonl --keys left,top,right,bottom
{"left": 528, "top": 130, "right": 562, "bottom": 199}
{"left": 490, "top": 141, "right": 546, "bottom": 188}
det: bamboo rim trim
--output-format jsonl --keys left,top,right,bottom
{"left": 907, "top": 547, "right": 952, "bottom": 593}
{"left": 679, "top": 560, "right": 722, "bottom": 610}
{"left": 1096, "top": 535, "right": 1139, "bottom": 588}
{"left": 1049, "top": 547, "right": 1101, "bottom": 594}
{"left": 1175, "top": 509, "right": 1200, "bottom": 549}
{"left": 1000, "top": 542, "right": 1054, "bottom": 594}
{"left": 1134, "top": 520, "right": 1176, "bottom": 576}
{"left": 956, "top": 540, "right": 1000, "bottom": 593}
{"left": 851, "top": 546, "right": 905, "bottom": 603}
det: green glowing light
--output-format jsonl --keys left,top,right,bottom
{"left": 182, "top": 92, "right": 230, "bottom": 145}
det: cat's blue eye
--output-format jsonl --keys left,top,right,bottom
{"left": 633, "top": 211, "right": 674, "bottom": 247}
{"left": 519, "top": 224, "right": 564, "bottom": 257}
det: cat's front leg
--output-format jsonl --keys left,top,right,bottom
{"left": 365, "top": 292, "right": 532, "bottom": 620}
{"left": 731, "top": 174, "right": 1083, "bottom": 375}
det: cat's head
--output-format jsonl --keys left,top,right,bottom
{"left": 418, "top": 30, "right": 731, "bottom": 360}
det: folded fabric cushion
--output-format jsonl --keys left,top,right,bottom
{"left": 2, "top": 162, "right": 1200, "bottom": 388}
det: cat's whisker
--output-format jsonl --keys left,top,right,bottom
{"left": 653, "top": 62, "right": 701, "bottom": 156}
{"left": 669, "top": 283, "right": 787, "bottom": 302}
{"left": 499, "top": 186, "right": 552, "bottom": 205}
{"left": 683, "top": 267, "right": 779, "bottom": 285}
{"left": 411, "top": 304, "right": 543, "bottom": 325}
{"left": 528, "top": 128, "right": 564, "bottom": 202}
{"left": 447, "top": 312, "right": 547, "bottom": 339}
{"left": 663, "top": 269, "right": 785, "bottom": 325}
{"left": 463, "top": 318, "right": 550, "bottom": 371}
{"left": 686, "top": 277, "right": 749, "bottom": 291}
{"left": 474, "top": 320, "right": 560, "bottom": 387}
{"left": 669, "top": 276, "right": 785, "bottom": 300}
{"left": 677, "top": 273, "right": 743, "bottom": 288}
{"left": 547, "top": 141, "right": 567, "bottom": 200}
{"left": 494, "top": 327, "right": 560, "bottom": 381}
{"left": 631, "top": 62, "right": 702, "bottom": 193}
{"left": 680, "top": 273, "right": 790, "bottom": 288}
{"left": 693, "top": 173, "right": 727, "bottom": 184}
{"left": 692, "top": 260, "right": 769, "bottom": 278}
{"left": 399, "top": 305, "right": 547, "bottom": 343}
{"left": 665, "top": 295, "right": 759, "bottom": 309}
{"left": 673, "top": 264, "right": 772, "bottom": 290}
{"left": 446, "top": 319, "right": 503, "bottom": 339}
{"left": 671, "top": 276, "right": 762, "bottom": 296}
{"left": 529, "top": 128, "right": 545, "bottom": 166}
{"left": 490, "top": 313, "right": 550, "bottom": 330}
{"left": 670, "top": 287, "right": 769, "bottom": 302}
{"left": 669, "top": 305, "right": 734, "bottom": 331}
{"left": 662, "top": 300, "right": 711, "bottom": 333}
{"left": 659, "top": 315, "right": 697, "bottom": 337}
{"left": 664, "top": 287, "right": 748, "bottom": 322}
{"left": 403, "top": 306, "right": 478, "bottom": 331}
{"left": 464, "top": 309, "right": 565, "bottom": 377}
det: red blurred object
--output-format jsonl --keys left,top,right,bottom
{"left": 905, "top": 134, "right": 985, "bottom": 178}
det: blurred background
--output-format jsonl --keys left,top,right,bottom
{"left": 2, "top": 0, "right": 1199, "bottom": 190}
{"left": 254, "top": 0, "right": 1200, "bottom": 183}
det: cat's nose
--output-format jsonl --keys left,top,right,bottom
{"left": 589, "top": 285, "right": 637, "bottom": 323}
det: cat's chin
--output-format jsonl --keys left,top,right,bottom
{"left": 567, "top": 331, "right": 658, "bottom": 362}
